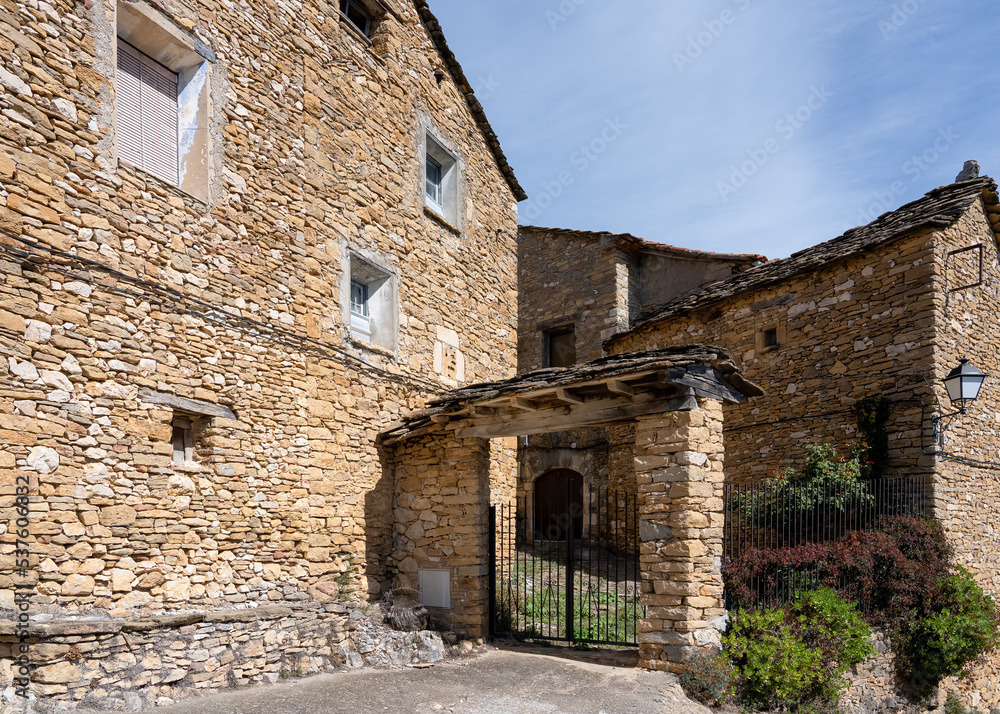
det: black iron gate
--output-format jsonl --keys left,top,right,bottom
{"left": 489, "top": 483, "right": 641, "bottom": 646}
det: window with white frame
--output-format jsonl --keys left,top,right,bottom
{"left": 350, "top": 279, "right": 371, "bottom": 340}
{"left": 424, "top": 134, "right": 459, "bottom": 225}
{"left": 345, "top": 253, "right": 397, "bottom": 352}
{"left": 115, "top": 1, "right": 214, "bottom": 200}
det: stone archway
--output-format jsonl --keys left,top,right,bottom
{"left": 533, "top": 468, "right": 583, "bottom": 540}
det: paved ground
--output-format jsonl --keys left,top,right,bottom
{"left": 89, "top": 649, "right": 709, "bottom": 714}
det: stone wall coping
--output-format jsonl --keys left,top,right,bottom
{"left": 0, "top": 605, "right": 321, "bottom": 638}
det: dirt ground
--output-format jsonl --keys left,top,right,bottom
{"left": 84, "top": 648, "right": 710, "bottom": 714}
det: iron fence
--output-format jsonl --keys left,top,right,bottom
{"left": 490, "top": 485, "right": 641, "bottom": 646}
{"left": 723, "top": 475, "right": 928, "bottom": 608}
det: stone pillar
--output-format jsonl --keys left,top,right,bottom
{"left": 634, "top": 398, "right": 726, "bottom": 672}
{"left": 390, "top": 434, "right": 492, "bottom": 638}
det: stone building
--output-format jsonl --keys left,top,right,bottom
{"left": 521, "top": 177, "right": 1000, "bottom": 706}
{"left": 0, "top": 0, "right": 529, "bottom": 705}
{"left": 516, "top": 226, "right": 762, "bottom": 507}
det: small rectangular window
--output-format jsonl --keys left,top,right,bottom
{"left": 340, "top": 0, "right": 373, "bottom": 36}
{"left": 171, "top": 416, "right": 195, "bottom": 465}
{"left": 544, "top": 326, "right": 576, "bottom": 368}
{"left": 426, "top": 155, "right": 443, "bottom": 207}
{"left": 350, "top": 279, "right": 371, "bottom": 341}
{"left": 763, "top": 327, "right": 779, "bottom": 349}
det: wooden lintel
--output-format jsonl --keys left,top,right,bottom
{"left": 606, "top": 379, "right": 634, "bottom": 397}
{"left": 138, "top": 388, "right": 236, "bottom": 420}
{"left": 554, "top": 388, "right": 585, "bottom": 405}
{"left": 455, "top": 395, "right": 695, "bottom": 439}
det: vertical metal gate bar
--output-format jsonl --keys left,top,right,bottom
{"left": 565, "top": 478, "right": 575, "bottom": 643}
{"left": 489, "top": 505, "right": 497, "bottom": 638}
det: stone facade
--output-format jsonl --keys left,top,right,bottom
{"left": 1, "top": 0, "right": 520, "bottom": 612}
{"left": 608, "top": 184, "right": 1000, "bottom": 707}
{"left": 0, "top": 0, "right": 526, "bottom": 706}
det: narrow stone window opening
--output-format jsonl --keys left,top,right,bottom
{"left": 763, "top": 327, "right": 779, "bottom": 349}
{"left": 340, "top": 0, "right": 377, "bottom": 38}
{"left": 171, "top": 415, "right": 196, "bottom": 465}
{"left": 544, "top": 325, "right": 576, "bottom": 368}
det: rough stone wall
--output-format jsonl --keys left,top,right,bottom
{"left": 517, "top": 229, "right": 623, "bottom": 372}
{"left": 610, "top": 229, "right": 947, "bottom": 484}
{"left": 925, "top": 199, "right": 1000, "bottom": 709}
{"left": 635, "top": 399, "right": 726, "bottom": 673}
{"left": 0, "top": 0, "right": 518, "bottom": 617}
{"left": 0, "top": 603, "right": 450, "bottom": 712}
{"left": 389, "top": 433, "right": 493, "bottom": 638}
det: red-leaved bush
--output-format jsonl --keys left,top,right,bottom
{"left": 724, "top": 517, "right": 952, "bottom": 628}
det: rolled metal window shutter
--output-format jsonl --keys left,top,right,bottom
{"left": 139, "top": 54, "right": 179, "bottom": 186}
{"left": 115, "top": 40, "right": 145, "bottom": 171}
{"left": 115, "top": 39, "right": 179, "bottom": 186}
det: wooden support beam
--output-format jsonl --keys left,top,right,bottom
{"left": 431, "top": 414, "right": 452, "bottom": 425}
{"left": 606, "top": 380, "right": 634, "bottom": 397}
{"left": 509, "top": 396, "right": 538, "bottom": 411}
{"left": 454, "top": 395, "right": 695, "bottom": 439}
{"left": 554, "top": 388, "right": 585, "bottom": 405}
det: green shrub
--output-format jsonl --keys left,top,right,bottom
{"left": 724, "top": 607, "right": 823, "bottom": 709}
{"left": 791, "top": 588, "right": 874, "bottom": 701}
{"left": 724, "top": 589, "right": 873, "bottom": 710}
{"left": 943, "top": 690, "right": 986, "bottom": 714}
{"left": 729, "top": 444, "right": 874, "bottom": 532}
{"left": 678, "top": 649, "right": 733, "bottom": 706}
{"left": 902, "top": 567, "right": 999, "bottom": 694}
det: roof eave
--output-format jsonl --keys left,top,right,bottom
{"left": 413, "top": 1, "right": 527, "bottom": 202}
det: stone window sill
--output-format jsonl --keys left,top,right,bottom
{"left": 172, "top": 462, "right": 207, "bottom": 474}
{"left": 338, "top": 15, "right": 388, "bottom": 67}
{"left": 347, "top": 335, "right": 396, "bottom": 359}
{"left": 423, "top": 205, "right": 461, "bottom": 235}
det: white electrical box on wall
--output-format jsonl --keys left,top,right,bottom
{"left": 418, "top": 569, "right": 451, "bottom": 608}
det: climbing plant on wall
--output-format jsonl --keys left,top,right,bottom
{"left": 853, "top": 396, "right": 891, "bottom": 479}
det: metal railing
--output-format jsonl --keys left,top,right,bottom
{"left": 723, "top": 475, "right": 928, "bottom": 608}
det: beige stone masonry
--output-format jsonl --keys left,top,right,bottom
{"left": 634, "top": 399, "right": 726, "bottom": 672}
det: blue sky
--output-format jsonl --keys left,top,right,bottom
{"left": 430, "top": 0, "right": 1000, "bottom": 259}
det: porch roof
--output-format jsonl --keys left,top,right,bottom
{"left": 380, "top": 345, "right": 762, "bottom": 444}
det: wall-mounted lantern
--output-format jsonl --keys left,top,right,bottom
{"left": 932, "top": 358, "right": 987, "bottom": 450}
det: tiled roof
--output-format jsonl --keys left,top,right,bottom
{"left": 415, "top": 1, "right": 526, "bottom": 201}
{"left": 610, "top": 177, "right": 999, "bottom": 343}
{"left": 519, "top": 225, "right": 767, "bottom": 263}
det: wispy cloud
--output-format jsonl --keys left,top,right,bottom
{"left": 431, "top": 0, "right": 999, "bottom": 259}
